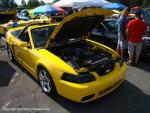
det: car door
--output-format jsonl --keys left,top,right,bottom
{"left": 13, "top": 30, "right": 32, "bottom": 71}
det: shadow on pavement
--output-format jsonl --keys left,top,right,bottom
{"left": 11, "top": 60, "right": 39, "bottom": 84}
{"left": 134, "top": 62, "right": 150, "bottom": 73}
{"left": 0, "top": 60, "right": 16, "bottom": 87}
{"left": 49, "top": 80, "right": 150, "bottom": 113}
{"left": 0, "top": 45, "right": 6, "bottom": 50}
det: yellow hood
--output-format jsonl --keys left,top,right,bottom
{"left": 45, "top": 8, "right": 114, "bottom": 48}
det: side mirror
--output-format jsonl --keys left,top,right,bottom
{"left": 20, "top": 42, "right": 28, "bottom": 48}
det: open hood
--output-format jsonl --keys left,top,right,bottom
{"left": 45, "top": 8, "right": 114, "bottom": 48}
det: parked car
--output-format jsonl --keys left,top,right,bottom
{"left": 0, "top": 15, "right": 51, "bottom": 35}
{"left": 0, "top": 9, "right": 16, "bottom": 24}
{"left": 90, "top": 18, "right": 150, "bottom": 61}
{"left": 6, "top": 8, "right": 127, "bottom": 103}
{"left": 90, "top": 19, "right": 118, "bottom": 50}
{"left": 0, "top": 9, "right": 16, "bottom": 34}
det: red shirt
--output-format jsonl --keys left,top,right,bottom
{"left": 127, "top": 18, "right": 147, "bottom": 43}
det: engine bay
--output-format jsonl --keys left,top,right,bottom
{"left": 49, "top": 39, "right": 115, "bottom": 75}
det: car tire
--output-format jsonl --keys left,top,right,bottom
{"left": 4, "top": 28, "right": 7, "bottom": 38}
{"left": 38, "top": 67, "right": 56, "bottom": 95}
{"left": 7, "top": 45, "right": 15, "bottom": 62}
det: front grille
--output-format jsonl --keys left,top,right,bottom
{"left": 81, "top": 94, "right": 95, "bottom": 101}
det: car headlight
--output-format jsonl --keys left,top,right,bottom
{"left": 61, "top": 72, "right": 96, "bottom": 83}
{"left": 114, "top": 57, "right": 123, "bottom": 68}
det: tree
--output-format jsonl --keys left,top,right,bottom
{"left": 111, "top": 0, "right": 119, "bottom": 3}
{"left": 0, "top": 0, "right": 17, "bottom": 8}
{"left": 0, "top": 0, "right": 3, "bottom": 7}
{"left": 107, "top": 0, "right": 144, "bottom": 7}
{"left": 120, "top": 0, "right": 130, "bottom": 6}
{"left": 142, "top": 0, "right": 150, "bottom": 8}
{"left": 52, "top": 0, "right": 60, "bottom": 3}
{"left": 27, "top": 0, "right": 40, "bottom": 8}
{"left": 39, "top": 0, "right": 45, "bottom": 5}
{"left": 14, "top": 2, "right": 18, "bottom": 7}
{"left": 106, "top": 0, "right": 130, "bottom": 6}
{"left": 21, "top": 0, "right": 27, "bottom": 8}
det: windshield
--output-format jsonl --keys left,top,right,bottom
{"left": 31, "top": 26, "right": 56, "bottom": 48}
{"left": 103, "top": 19, "right": 118, "bottom": 33}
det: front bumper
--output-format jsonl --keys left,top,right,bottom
{"left": 56, "top": 63, "right": 127, "bottom": 103}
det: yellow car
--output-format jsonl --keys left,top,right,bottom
{"left": 6, "top": 8, "right": 127, "bottom": 103}
{"left": 0, "top": 15, "right": 51, "bottom": 35}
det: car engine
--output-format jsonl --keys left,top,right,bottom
{"left": 49, "top": 39, "right": 115, "bottom": 75}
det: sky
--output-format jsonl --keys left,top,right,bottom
{"left": 14, "top": 0, "right": 54, "bottom": 5}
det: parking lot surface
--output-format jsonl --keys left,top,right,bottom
{"left": 0, "top": 39, "right": 150, "bottom": 113}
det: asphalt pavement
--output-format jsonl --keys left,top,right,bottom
{"left": 0, "top": 38, "right": 150, "bottom": 113}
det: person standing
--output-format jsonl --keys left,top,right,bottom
{"left": 126, "top": 11, "right": 147, "bottom": 65}
{"left": 116, "top": 8, "right": 130, "bottom": 61}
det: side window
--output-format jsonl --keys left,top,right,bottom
{"left": 19, "top": 30, "right": 30, "bottom": 43}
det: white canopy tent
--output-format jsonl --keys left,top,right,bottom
{"left": 53, "top": 0, "right": 110, "bottom": 7}
{"left": 53, "top": 0, "right": 77, "bottom": 7}
{"left": 74, "top": 0, "right": 110, "bottom": 7}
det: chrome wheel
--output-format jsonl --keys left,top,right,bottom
{"left": 39, "top": 69, "right": 52, "bottom": 93}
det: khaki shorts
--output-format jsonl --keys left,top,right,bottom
{"left": 128, "top": 41, "right": 142, "bottom": 57}
{"left": 117, "top": 40, "right": 128, "bottom": 49}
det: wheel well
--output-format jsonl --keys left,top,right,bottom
{"left": 4, "top": 28, "right": 7, "bottom": 37}
{"left": 37, "top": 65, "right": 54, "bottom": 82}
{"left": 37, "top": 65, "right": 47, "bottom": 80}
{"left": 37, "top": 65, "right": 45, "bottom": 72}
{"left": 6, "top": 43, "right": 15, "bottom": 55}
{"left": 37, "top": 64, "right": 57, "bottom": 93}
{"left": 37, "top": 65, "right": 51, "bottom": 77}
{"left": 6, "top": 43, "right": 11, "bottom": 50}
{"left": 3, "top": 27, "right": 7, "bottom": 31}
{"left": 6, "top": 43, "right": 8, "bottom": 46}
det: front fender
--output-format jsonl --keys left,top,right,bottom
{"left": 35, "top": 59, "right": 58, "bottom": 79}
{"left": 35, "top": 58, "right": 77, "bottom": 81}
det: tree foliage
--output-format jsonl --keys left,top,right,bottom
{"left": 142, "top": 0, "right": 150, "bottom": 8}
{"left": 39, "top": 0, "right": 45, "bottom": 5}
{"left": 27, "top": 0, "right": 40, "bottom": 8}
{"left": 21, "top": 0, "right": 26, "bottom": 8}
{"left": 107, "top": 0, "right": 150, "bottom": 7}
{"left": 129, "top": 0, "right": 143, "bottom": 7}
{"left": 0, "top": 0, "right": 17, "bottom": 8}
{"left": 52, "top": 0, "right": 60, "bottom": 3}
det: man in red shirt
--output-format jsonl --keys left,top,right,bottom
{"left": 126, "top": 11, "right": 147, "bottom": 65}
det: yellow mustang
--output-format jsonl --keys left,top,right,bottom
{"left": 0, "top": 15, "right": 51, "bottom": 35}
{"left": 6, "top": 8, "right": 127, "bottom": 103}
